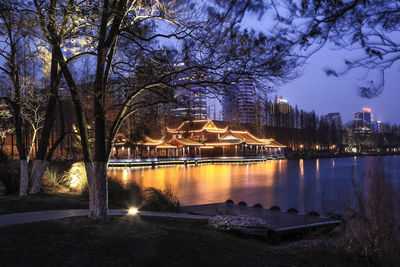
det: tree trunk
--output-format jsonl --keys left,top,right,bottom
{"left": 27, "top": 129, "right": 37, "bottom": 163}
{"left": 19, "top": 160, "right": 29, "bottom": 197}
{"left": 27, "top": 44, "right": 61, "bottom": 193}
{"left": 29, "top": 160, "right": 49, "bottom": 194}
{"left": 84, "top": 162, "right": 96, "bottom": 218}
{"left": 92, "top": 161, "right": 108, "bottom": 220}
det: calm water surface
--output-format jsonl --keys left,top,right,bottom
{"left": 108, "top": 156, "right": 400, "bottom": 213}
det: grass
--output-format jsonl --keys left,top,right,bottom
{"left": 0, "top": 192, "right": 89, "bottom": 215}
{"left": 107, "top": 178, "right": 144, "bottom": 208}
{"left": 334, "top": 165, "right": 400, "bottom": 266}
{"left": 0, "top": 215, "right": 367, "bottom": 267}
{"left": 141, "top": 185, "right": 180, "bottom": 212}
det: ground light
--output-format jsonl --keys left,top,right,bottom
{"left": 128, "top": 207, "right": 138, "bottom": 215}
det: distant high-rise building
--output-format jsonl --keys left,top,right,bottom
{"left": 238, "top": 76, "right": 256, "bottom": 124}
{"left": 274, "top": 96, "right": 290, "bottom": 114}
{"left": 321, "top": 112, "right": 342, "bottom": 129}
{"left": 264, "top": 96, "right": 292, "bottom": 128}
{"left": 354, "top": 107, "right": 372, "bottom": 130}
{"left": 373, "top": 121, "right": 383, "bottom": 134}
{"left": 171, "top": 63, "right": 207, "bottom": 119}
{"left": 222, "top": 75, "right": 256, "bottom": 124}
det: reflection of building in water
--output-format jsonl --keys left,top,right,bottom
{"left": 111, "top": 119, "right": 285, "bottom": 159}
{"left": 299, "top": 159, "right": 304, "bottom": 178}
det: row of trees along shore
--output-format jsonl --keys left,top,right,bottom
{"left": 1, "top": 0, "right": 399, "bottom": 220}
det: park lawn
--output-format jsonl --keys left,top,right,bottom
{"left": 0, "top": 215, "right": 367, "bottom": 267}
{"left": 0, "top": 192, "right": 89, "bottom": 215}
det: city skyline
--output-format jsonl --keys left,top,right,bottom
{"left": 242, "top": 13, "right": 400, "bottom": 125}
{"left": 277, "top": 45, "right": 400, "bottom": 125}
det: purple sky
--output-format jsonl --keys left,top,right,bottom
{"left": 277, "top": 45, "right": 400, "bottom": 124}
{"left": 241, "top": 10, "right": 400, "bottom": 125}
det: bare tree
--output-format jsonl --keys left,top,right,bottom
{"left": 20, "top": 80, "right": 47, "bottom": 162}
{"left": 281, "top": 0, "right": 400, "bottom": 97}
{"left": 0, "top": 100, "right": 13, "bottom": 150}
{"left": 31, "top": 0, "right": 300, "bottom": 220}
{"left": 0, "top": 0, "right": 34, "bottom": 196}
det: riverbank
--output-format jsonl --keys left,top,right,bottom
{"left": 0, "top": 215, "right": 366, "bottom": 267}
{"left": 285, "top": 150, "right": 400, "bottom": 160}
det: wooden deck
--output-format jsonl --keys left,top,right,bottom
{"left": 182, "top": 203, "right": 341, "bottom": 233}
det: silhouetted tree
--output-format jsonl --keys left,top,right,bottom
{"left": 282, "top": 0, "right": 400, "bottom": 97}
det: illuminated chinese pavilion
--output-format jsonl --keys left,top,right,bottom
{"left": 111, "top": 119, "right": 285, "bottom": 159}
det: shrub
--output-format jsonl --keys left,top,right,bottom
{"left": 307, "top": 211, "right": 320, "bottom": 217}
{"left": 140, "top": 185, "right": 180, "bottom": 212}
{"left": 270, "top": 205, "right": 281, "bottom": 211}
{"left": 0, "top": 150, "right": 7, "bottom": 163}
{"left": 253, "top": 203, "right": 263, "bottom": 208}
{"left": 287, "top": 208, "right": 299, "bottom": 213}
{"left": 82, "top": 176, "right": 180, "bottom": 212}
{"left": 67, "top": 162, "right": 87, "bottom": 192}
{"left": 0, "top": 166, "right": 19, "bottom": 194}
{"left": 327, "top": 213, "right": 343, "bottom": 221}
{"left": 336, "top": 167, "right": 400, "bottom": 266}
{"left": 108, "top": 177, "right": 144, "bottom": 208}
{"left": 225, "top": 199, "right": 234, "bottom": 204}
{"left": 238, "top": 201, "right": 247, "bottom": 206}
{"left": 41, "top": 167, "right": 70, "bottom": 193}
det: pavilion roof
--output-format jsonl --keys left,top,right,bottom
{"left": 136, "top": 136, "right": 164, "bottom": 146}
{"left": 156, "top": 143, "right": 177, "bottom": 149}
{"left": 113, "top": 134, "right": 128, "bottom": 146}
{"left": 204, "top": 139, "right": 243, "bottom": 146}
{"left": 265, "top": 140, "right": 286, "bottom": 148}
{"left": 167, "top": 119, "right": 228, "bottom": 134}
{"left": 221, "top": 130, "right": 267, "bottom": 145}
{"left": 168, "top": 138, "right": 204, "bottom": 146}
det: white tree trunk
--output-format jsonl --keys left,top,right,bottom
{"left": 19, "top": 160, "right": 29, "bottom": 197}
{"left": 85, "top": 162, "right": 96, "bottom": 218}
{"left": 28, "top": 160, "right": 49, "bottom": 194}
{"left": 27, "top": 130, "right": 37, "bottom": 163}
{"left": 92, "top": 161, "right": 108, "bottom": 220}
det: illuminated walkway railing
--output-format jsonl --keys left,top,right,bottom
{"left": 108, "top": 154, "right": 285, "bottom": 167}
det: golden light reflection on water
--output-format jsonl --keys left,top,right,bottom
{"left": 316, "top": 159, "right": 320, "bottom": 179}
{"left": 108, "top": 161, "right": 287, "bottom": 205}
{"left": 299, "top": 159, "right": 304, "bottom": 178}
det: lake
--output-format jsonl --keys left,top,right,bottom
{"left": 108, "top": 156, "right": 400, "bottom": 213}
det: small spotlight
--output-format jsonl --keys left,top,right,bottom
{"left": 128, "top": 207, "right": 138, "bottom": 215}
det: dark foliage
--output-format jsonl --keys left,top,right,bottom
{"left": 140, "top": 187, "right": 180, "bottom": 212}
{"left": 287, "top": 208, "right": 299, "bottom": 213}
{"left": 107, "top": 178, "right": 144, "bottom": 209}
{"left": 0, "top": 165, "right": 19, "bottom": 195}
{"left": 307, "top": 211, "right": 320, "bottom": 217}
{"left": 225, "top": 199, "right": 234, "bottom": 204}
{"left": 0, "top": 150, "right": 7, "bottom": 162}
{"left": 270, "top": 205, "right": 281, "bottom": 211}
{"left": 238, "top": 201, "right": 247, "bottom": 206}
{"left": 281, "top": 0, "right": 400, "bottom": 96}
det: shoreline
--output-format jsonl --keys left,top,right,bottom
{"left": 285, "top": 151, "right": 400, "bottom": 160}
{"left": 107, "top": 155, "right": 285, "bottom": 167}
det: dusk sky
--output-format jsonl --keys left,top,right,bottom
{"left": 278, "top": 45, "right": 400, "bottom": 125}
{"left": 242, "top": 9, "right": 400, "bottom": 125}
